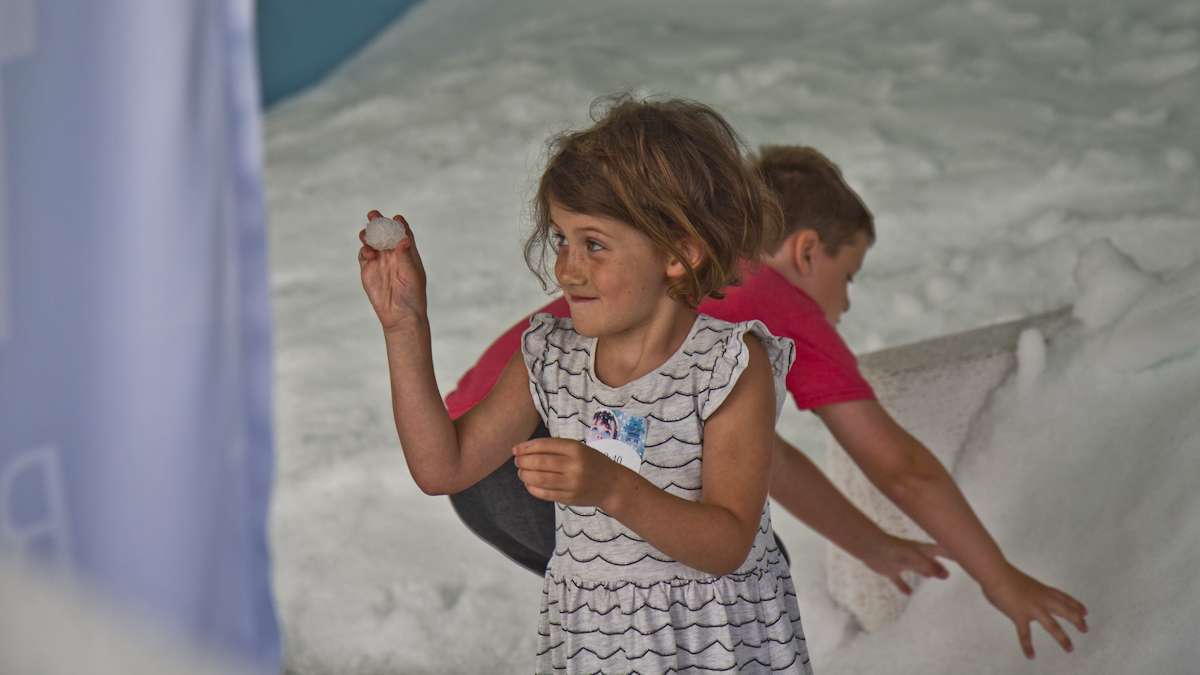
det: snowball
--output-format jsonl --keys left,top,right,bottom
{"left": 1015, "top": 327, "right": 1045, "bottom": 394}
{"left": 364, "top": 216, "right": 407, "bottom": 251}
{"left": 1072, "top": 239, "right": 1154, "bottom": 330}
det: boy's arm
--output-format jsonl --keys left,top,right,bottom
{"left": 769, "top": 433, "right": 949, "bottom": 592}
{"left": 816, "top": 399, "right": 1088, "bottom": 657}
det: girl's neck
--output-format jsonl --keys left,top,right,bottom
{"left": 593, "top": 301, "right": 698, "bottom": 389}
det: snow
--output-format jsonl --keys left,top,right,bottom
{"left": 1015, "top": 327, "right": 1045, "bottom": 393}
{"left": 263, "top": 0, "right": 1200, "bottom": 672}
{"left": 1071, "top": 238, "right": 1156, "bottom": 330}
{"left": 364, "top": 216, "right": 407, "bottom": 251}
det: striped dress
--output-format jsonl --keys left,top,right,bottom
{"left": 521, "top": 313, "right": 813, "bottom": 674}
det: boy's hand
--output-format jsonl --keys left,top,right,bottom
{"left": 981, "top": 563, "right": 1089, "bottom": 659}
{"left": 513, "top": 438, "right": 631, "bottom": 510}
{"left": 357, "top": 210, "right": 427, "bottom": 333}
{"left": 860, "top": 535, "right": 951, "bottom": 594}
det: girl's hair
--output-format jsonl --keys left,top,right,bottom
{"left": 524, "top": 94, "right": 785, "bottom": 307}
{"left": 753, "top": 145, "right": 875, "bottom": 255}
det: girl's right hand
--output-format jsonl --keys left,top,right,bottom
{"left": 357, "top": 210, "right": 427, "bottom": 333}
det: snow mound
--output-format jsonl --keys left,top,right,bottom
{"left": 1072, "top": 239, "right": 1155, "bottom": 331}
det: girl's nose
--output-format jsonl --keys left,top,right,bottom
{"left": 555, "top": 250, "right": 585, "bottom": 286}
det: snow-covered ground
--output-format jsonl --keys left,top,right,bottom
{"left": 263, "top": 0, "right": 1199, "bottom": 672}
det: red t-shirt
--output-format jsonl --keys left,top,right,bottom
{"left": 443, "top": 265, "right": 875, "bottom": 419}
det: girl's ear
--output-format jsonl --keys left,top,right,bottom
{"left": 665, "top": 238, "right": 705, "bottom": 280}
{"left": 792, "top": 230, "right": 820, "bottom": 276}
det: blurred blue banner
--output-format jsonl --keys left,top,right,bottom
{"left": 0, "top": 0, "right": 279, "bottom": 671}
{"left": 257, "top": 0, "right": 421, "bottom": 106}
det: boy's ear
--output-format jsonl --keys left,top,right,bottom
{"left": 665, "top": 238, "right": 705, "bottom": 279}
{"left": 791, "top": 230, "right": 820, "bottom": 276}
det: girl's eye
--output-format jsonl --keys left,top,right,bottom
{"left": 586, "top": 239, "right": 605, "bottom": 253}
{"left": 550, "top": 232, "right": 566, "bottom": 248}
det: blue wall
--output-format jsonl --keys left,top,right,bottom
{"left": 256, "top": 0, "right": 421, "bottom": 107}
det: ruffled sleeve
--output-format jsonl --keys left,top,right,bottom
{"left": 520, "top": 312, "right": 559, "bottom": 425}
{"left": 698, "top": 320, "right": 796, "bottom": 422}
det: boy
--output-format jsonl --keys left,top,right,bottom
{"left": 438, "top": 146, "right": 1086, "bottom": 658}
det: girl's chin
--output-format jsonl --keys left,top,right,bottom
{"left": 566, "top": 311, "right": 606, "bottom": 338}
{"left": 569, "top": 317, "right": 602, "bottom": 338}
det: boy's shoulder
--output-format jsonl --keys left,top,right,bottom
{"left": 703, "top": 265, "right": 827, "bottom": 331}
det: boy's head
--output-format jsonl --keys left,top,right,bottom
{"left": 754, "top": 146, "right": 875, "bottom": 324}
{"left": 524, "top": 94, "right": 785, "bottom": 307}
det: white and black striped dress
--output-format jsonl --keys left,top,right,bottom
{"left": 522, "top": 312, "right": 813, "bottom": 674}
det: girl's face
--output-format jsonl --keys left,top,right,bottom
{"left": 549, "top": 201, "right": 676, "bottom": 338}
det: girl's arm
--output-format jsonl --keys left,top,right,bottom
{"left": 359, "top": 212, "right": 539, "bottom": 495}
{"left": 816, "top": 399, "right": 1088, "bottom": 658}
{"left": 769, "top": 433, "right": 950, "bottom": 593}
{"left": 513, "top": 335, "right": 776, "bottom": 577}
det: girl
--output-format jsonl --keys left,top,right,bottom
{"left": 359, "top": 96, "right": 811, "bottom": 672}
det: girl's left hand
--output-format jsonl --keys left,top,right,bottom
{"left": 513, "top": 438, "right": 629, "bottom": 509}
{"left": 981, "top": 562, "right": 1089, "bottom": 659}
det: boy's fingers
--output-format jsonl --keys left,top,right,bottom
{"left": 1051, "top": 597, "right": 1088, "bottom": 632}
{"left": 1058, "top": 591, "right": 1088, "bottom": 618}
{"left": 1017, "top": 622, "right": 1034, "bottom": 659}
{"left": 1036, "top": 612, "right": 1073, "bottom": 653}
{"left": 925, "top": 543, "right": 953, "bottom": 560}
{"left": 367, "top": 209, "right": 383, "bottom": 220}
{"left": 890, "top": 575, "right": 912, "bottom": 595}
{"left": 926, "top": 557, "right": 950, "bottom": 578}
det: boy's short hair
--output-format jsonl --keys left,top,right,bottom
{"left": 754, "top": 146, "right": 875, "bottom": 255}
{"left": 525, "top": 94, "right": 785, "bottom": 306}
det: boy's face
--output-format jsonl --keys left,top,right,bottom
{"left": 798, "top": 232, "right": 870, "bottom": 325}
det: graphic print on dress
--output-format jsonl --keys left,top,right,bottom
{"left": 584, "top": 408, "right": 648, "bottom": 473}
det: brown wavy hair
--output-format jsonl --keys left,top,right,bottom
{"left": 754, "top": 145, "right": 875, "bottom": 255}
{"left": 524, "top": 94, "right": 784, "bottom": 307}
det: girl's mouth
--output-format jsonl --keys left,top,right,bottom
{"left": 568, "top": 294, "right": 597, "bottom": 303}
